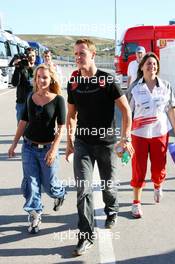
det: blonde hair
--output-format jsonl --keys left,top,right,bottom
{"left": 33, "top": 64, "right": 62, "bottom": 95}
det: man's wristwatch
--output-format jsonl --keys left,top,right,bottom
{"left": 121, "top": 136, "right": 132, "bottom": 143}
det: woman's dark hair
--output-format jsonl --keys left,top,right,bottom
{"left": 137, "top": 52, "right": 160, "bottom": 80}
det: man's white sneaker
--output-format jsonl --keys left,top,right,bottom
{"left": 154, "top": 188, "right": 163, "bottom": 203}
{"left": 28, "top": 210, "right": 42, "bottom": 234}
{"left": 131, "top": 203, "right": 143, "bottom": 218}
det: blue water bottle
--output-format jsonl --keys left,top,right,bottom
{"left": 168, "top": 143, "right": 175, "bottom": 163}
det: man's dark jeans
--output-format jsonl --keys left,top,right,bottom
{"left": 74, "top": 138, "right": 119, "bottom": 240}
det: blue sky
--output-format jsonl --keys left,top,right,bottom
{"left": 1, "top": 0, "right": 175, "bottom": 40}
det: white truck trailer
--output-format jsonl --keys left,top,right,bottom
{"left": 160, "top": 44, "right": 175, "bottom": 90}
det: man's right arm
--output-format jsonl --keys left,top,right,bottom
{"left": 115, "top": 95, "right": 135, "bottom": 157}
{"left": 66, "top": 103, "right": 77, "bottom": 161}
{"left": 11, "top": 67, "right": 21, "bottom": 87}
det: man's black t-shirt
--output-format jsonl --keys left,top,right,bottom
{"left": 67, "top": 69, "right": 123, "bottom": 145}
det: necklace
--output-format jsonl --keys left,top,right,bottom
{"left": 36, "top": 91, "right": 49, "bottom": 97}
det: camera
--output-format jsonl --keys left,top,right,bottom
{"left": 9, "top": 53, "right": 29, "bottom": 67}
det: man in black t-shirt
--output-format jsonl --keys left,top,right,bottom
{"left": 66, "top": 39, "right": 134, "bottom": 256}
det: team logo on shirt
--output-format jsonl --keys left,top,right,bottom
{"left": 71, "top": 70, "right": 80, "bottom": 77}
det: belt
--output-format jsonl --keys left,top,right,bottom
{"left": 24, "top": 138, "right": 50, "bottom": 149}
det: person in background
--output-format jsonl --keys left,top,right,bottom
{"left": 66, "top": 38, "right": 134, "bottom": 256}
{"left": 127, "top": 46, "right": 146, "bottom": 89}
{"left": 11, "top": 48, "right": 36, "bottom": 123}
{"left": 8, "top": 64, "right": 66, "bottom": 234}
{"left": 43, "top": 50, "right": 62, "bottom": 85}
{"left": 127, "top": 52, "right": 175, "bottom": 218}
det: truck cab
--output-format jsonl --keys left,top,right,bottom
{"left": 0, "top": 31, "right": 8, "bottom": 89}
{"left": 115, "top": 25, "right": 175, "bottom": 86}
{"left": 1, "top": 30, "right": 19, "bottom": 84}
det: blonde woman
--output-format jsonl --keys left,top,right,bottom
{"left": 8, "top": 64, "right": 66, "bottom": 234}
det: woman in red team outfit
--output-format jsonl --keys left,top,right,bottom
{"left": 127, "top": 52, "right": 175, "bottom": 218}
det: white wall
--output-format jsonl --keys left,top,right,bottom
{"left": 160, "top": 45, "right": 175, "bottom": 91}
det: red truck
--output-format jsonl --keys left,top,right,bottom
{"left": 114, "top": 25, "right": 175, "bottom": 85}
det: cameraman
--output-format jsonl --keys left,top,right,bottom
{"left": 12, "top": 48, "right": 36, "bottom": 123}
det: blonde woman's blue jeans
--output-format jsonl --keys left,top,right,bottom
{"left": 21, "top": 140, "right": 65, "bottom": 213}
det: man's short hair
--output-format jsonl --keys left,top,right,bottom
{"left": 75, "top": 38, "right": 96, "bottom": 52}
{"left": 43, "top": 50, "right": 51, "bottom": 55}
